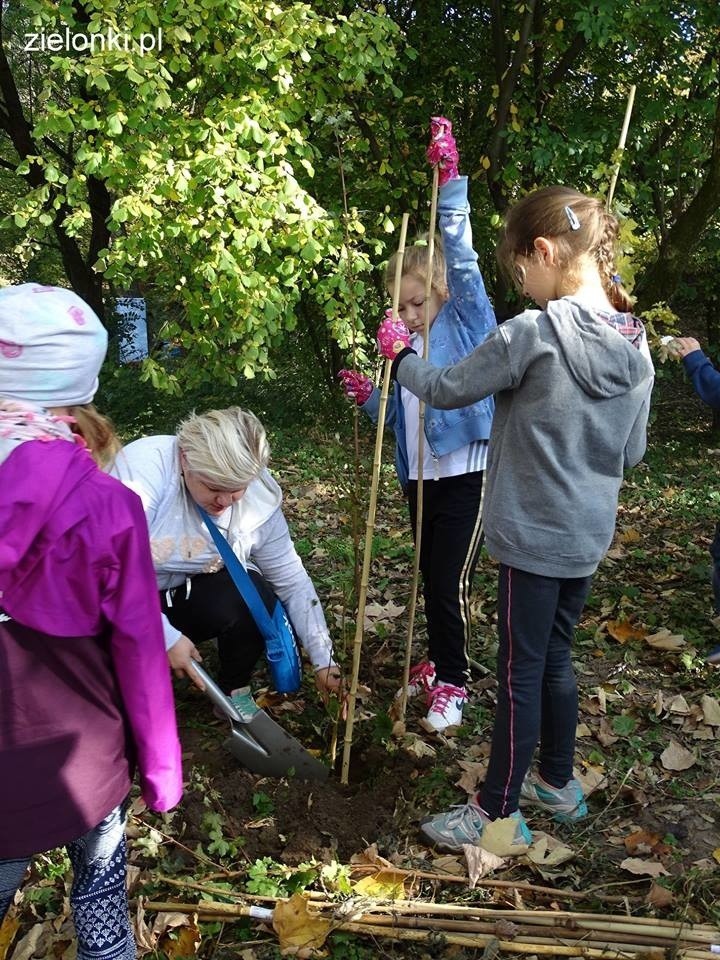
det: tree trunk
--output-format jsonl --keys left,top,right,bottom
{"left": 636, "top": 85, "right": 720, "bottom": 312}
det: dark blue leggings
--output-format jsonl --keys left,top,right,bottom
{"left": 479, "top": 565, "right": 593, "bottom": 819}
{"left": 0, "top": 803, "right": 134, "bottom": 960}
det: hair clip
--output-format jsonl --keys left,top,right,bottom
{"left": 564, "top": 205, "right": 581, "bottom": 230}
{"left": 611, "top": 273, "right": 622, "bottom": 284}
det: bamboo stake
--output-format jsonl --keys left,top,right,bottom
{"left": 606, "top": 84, "right": 637, "bottom": 211}
{"left": 143, "top": 900, "right": 719, "bottom": 958}
{"left": 341, "top": 212, "right": 410, "bottom": 784}
{"left": 397, "top": 163, "right": 441, "bottom": 724}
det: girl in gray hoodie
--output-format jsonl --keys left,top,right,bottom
{"left": 377, "top": 186, "right": 654, "bottom": 852}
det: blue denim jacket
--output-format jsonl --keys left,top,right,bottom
{"left": 363, "top": 177, "right": 496, "bottom": 490}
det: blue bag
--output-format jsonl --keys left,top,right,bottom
{"left": 198, "top": 506, "right": 302, "bottom": 694}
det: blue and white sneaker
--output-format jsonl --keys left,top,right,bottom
{"left": 420, "top": 802, "right": 532, "bottom": 852}
{"left": 519, "top": 770, "right": 587, "bottom": 822}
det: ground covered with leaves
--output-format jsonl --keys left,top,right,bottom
{"left": 5, "top": 363, "right": 720, "bottom": 960}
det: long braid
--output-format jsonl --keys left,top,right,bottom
{"left": 597, "top": 211, "right": 634, "bottom": 313}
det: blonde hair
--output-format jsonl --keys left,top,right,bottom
{"left": 497, "top": 186, "right": 634, "bottom": 313}
{"left": 67, "top": 404, "right": 121, "bottom": 469}
{"left": 384, "top": 233, "right": 449, "bottom": 300}
{"left": 176, "top": 407, "right": 269, "bottom": 488}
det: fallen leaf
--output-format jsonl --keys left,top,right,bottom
{"left": 455, "top": 760, "right": 488, "bottom": 794}
{"left": 430, "top": 855, "right": 465, "bottom": 876}
{"left": 620, "top": 857, "right": 669, "bottom": 877}
{"left": 526, "top": 833, "right": 575, "bottom": 867}
{"left": 363, "top": 600, "right": 405, "bottom": 628}
{"left": 273, "top": 893, "right": 331, "bottom": 952}
{"left": 9, "top": 923, "right": 49, "bottom": 960}
{"left": 0, "top": 916, "right": 20, "bottom": 960}
{"left": 596, "top": 718, "right": 619, "bottom": 746}
{"left": 353, "top": 871, "right": 407, "bottom": 900}
{"left": 660, "top": 740, "right": 697, "bottom": 771}
{"left": 463, "top": 845, "right": 507, "bottom": 886}
{"left": 160, "top": 920, "right": 202, "bottom": 960}
{"left": 618, "top": 527, "right": 642, "bottom": 542}
{"left": 576, "top": 723, "right": 591, "bottom": 737}
{"left": 702, "top": 695, "right": 720, "bottom": 727}
{"left": 646, "top": 882, "right": 674, "bottom": 909}
{"left": 480, "top": 817, "right": 530, "bottom": 857}
{"left": 623, "top": 830, "right": 665, "bottom": 855}
{"left": 401, "top": 733, "right": 437, "bottom": 758}
{"left": 575, "top": 765, "right": 608, "bottom": 796}
{"left": 667, "top": 694, "right": 690, "bottom": 715}
{"left": 606, "top": 619, "right": 646, "bottom": 644}
{"left": 645, "top": 629, "right": 686, "bottom": 651}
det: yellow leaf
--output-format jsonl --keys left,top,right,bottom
{"left": 491, "top": 84, "right": 500, "bottom": 98}
{"left": 511, "top": 120, "right": 521, "bottom": 132}
{"left": 619, "top": 527, "right": 641, "bottom": 542}
{"left": 0, "top": 916, "right": 20, "bottom": 960}
{"left": 606, "top": 619, "right": 646, "bottom": 644}
{"left": 512, "top": 29, "right": 520, "bottom": 41}
{"left": 480, "top": 816, "right": 530, "bottom": 857}
{"left": 353, "top": 870, "right": 407, "bottom": 900}
{"left": 555, "top": 17, "right": 564, "bottom": 30}
{"left": 509, "top": 103, "right": 518, "bottom": 114}
{"left": 273, "top": 894, "right": 331, "bottom": 952}
{"left": 712, "top": 848, "right": 720, "bottom": 864}
{"left": 481, "top": 155, "right": 491, "bottom": 170}
{"left": 160, "top": 921, "right": 201, "bottom": 960}
{"left": 214, "top": 38, "right": 225, "bottom": 54}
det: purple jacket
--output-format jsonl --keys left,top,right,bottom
{"left": 0, "top": 440, "right": 182, "bottom": 857}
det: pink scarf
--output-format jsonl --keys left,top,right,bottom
{"left": 0, "top": 398, "right": 82, "bottom": 466}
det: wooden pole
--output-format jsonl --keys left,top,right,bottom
{"left": 397, "top": 164, "right": 440, "bottom": 723}
{"left": 341, "top": 213, "right": 410, "bottom": 784}
{"left": 606, "top": 84, "right": 636, "bottom": 211}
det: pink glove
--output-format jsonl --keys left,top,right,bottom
{"left": 338, "top": 369, "right": 374, "bottom": 405}
{"left": 426, "top": 115, "right": 459, "bottom": 186}
{"left": 377, "top": 309, "right": 411, "bottom": 360}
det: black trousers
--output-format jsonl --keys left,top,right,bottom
{"left": 479, "top": 565, "right": 593, "bottom": 819}
{"left": 406, "top": 471, "right": 485, "bottom": 687}
{"left": 161, "top": 567, "right": 274, "bottom": 693}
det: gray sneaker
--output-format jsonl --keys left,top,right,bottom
{"left": 420, "top": 802, "right": 532, "bottom": 852}
{"left": 519, "top": 771, "right": 587, "bottom": 822}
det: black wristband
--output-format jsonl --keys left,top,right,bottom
{"left": 391, "top": 346, "right": 416, "bottom": 380}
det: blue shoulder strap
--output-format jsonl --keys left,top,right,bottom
{"left": 197, "top": 505, "right": 275, "bottom": 637}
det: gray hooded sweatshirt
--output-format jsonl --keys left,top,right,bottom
{"left": 393, "top": 297, "right": 654, "bottom": 578}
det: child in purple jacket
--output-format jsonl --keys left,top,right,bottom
{"left": 0, "top": 284, "right": 183, "bottom": 960}
{"left": 672, "top": 336, "right": 720, "bottom": 664}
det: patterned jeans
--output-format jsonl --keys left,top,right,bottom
{"left": 0, "top": 803, "right": 135, "bottom": 960}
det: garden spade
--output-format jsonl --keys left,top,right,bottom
{"left": 191, "top": 662, "right": 328, "bottom": 781}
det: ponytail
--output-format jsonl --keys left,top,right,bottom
{"left": 67, "top": 404, "right": 121, "bottom": 469}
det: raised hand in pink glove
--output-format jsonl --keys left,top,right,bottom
{"left": 338, "top": 369, "right": 374, "bottom": 405}
{"left": 426, "top": 115, "right": 459, "bottom": 186}
{"left": 377, "top": 308, "right": 411, "bottom": 360}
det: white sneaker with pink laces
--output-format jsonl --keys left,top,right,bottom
{"left": 424, "top": 682, "right": 467, "bottom": 732}
{"left": 395, "top": 660, "right": 437, "bottom": 700}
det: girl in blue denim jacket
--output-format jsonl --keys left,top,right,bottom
{"left": 340, "top": 170, "right": 497, "bottom": 732}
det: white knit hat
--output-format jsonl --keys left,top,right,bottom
{"left": 0, "top": 283, "right": 108, "bottom": 406}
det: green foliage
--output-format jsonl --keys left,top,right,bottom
{"left": 3, "top": 0, "right": 405, "bottom": 387}
{"left": 203, "top": 810, "right": 242, "bottom": 858}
